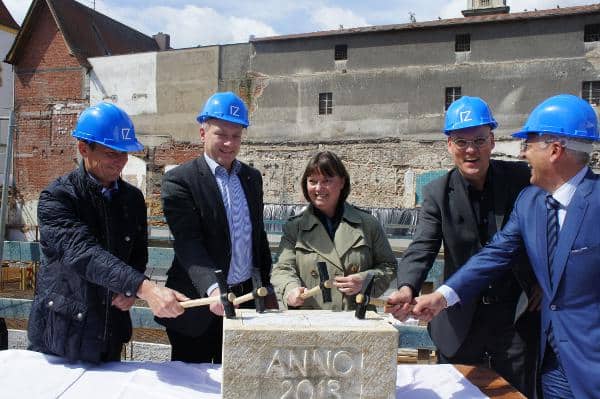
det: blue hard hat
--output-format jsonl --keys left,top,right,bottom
{"left": 512, "top": 94, "right": 600, "bottom": 141}
{"left": 196, "top": 91, "right": 249, "bottom": 127}
{"left": 72, "top": 103, "right": 143, "bottom": 152}
{"left": 444, "top": 96, "right": 498, "bottom": 135}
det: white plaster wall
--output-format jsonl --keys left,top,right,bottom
{"left": 0, "top": 29, "right": 15, "bottom": 120}
{"left": 122, "top": 155, "right": 147, "bottom": 197}
{"left": 89, "top": 52, "right": 157, "bottom": 116}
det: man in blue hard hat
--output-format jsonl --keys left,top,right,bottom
{"left": 410, "top": 94, "right": 600, "bottom": 399}
{"left": 158, "top": 92, "right": 273, "bottom": 363}
{"left": 27, "top": 103, "right": 188, "bottom": 363}
{"left": 388, "top": 96, "right": 539, "bottom": 397}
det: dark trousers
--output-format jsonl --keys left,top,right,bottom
{"left": 0, "top": 318, "right": 7, "bottom": 350}
{"left": 438, "top": 302, "right": 537, "bottom": 398}
{"left": 168, "top": 279, "right": 255, "bottom": 364}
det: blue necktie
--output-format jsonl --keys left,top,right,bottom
{"left": 546, "top": 195, "right": 560, "bottom": 356}
{"left": 546, "top": 195, "right": 560, "bottom": 286}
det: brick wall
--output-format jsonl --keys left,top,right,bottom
{"left": 13, "top": 4, "right": 87, "bottom": 203}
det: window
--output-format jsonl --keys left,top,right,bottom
{"left": 582, "top": 81, "right": 600, "bottom": 105}
{"left": 455, "top": 34, "right": 471, "bottom": 52}
{"left": 319, "top": 92, "right": 333, "bottom": 115}
{"left": 479, "top": 0, "right": 490, "bottom": 6}
{"left": 584, "top": 24, "right": 600, "bottom": 42}
{"left": 334, "top": 44, "right": 347, "bottom": 60}
{"left": 445, "top": 87, "right": 462, "bottom": 110}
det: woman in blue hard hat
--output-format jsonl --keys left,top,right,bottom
{"left": 271, "top": 151, "right": 396, "bottom": 310}
{"left": 28, "top": 102, "right": 187, "bottom": 363}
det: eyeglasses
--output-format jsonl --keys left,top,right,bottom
{"left": 519, "top": 137, "right": 563, "bottom": 152}
{"left": 450, "top": 136, "right": 489, "bottom": 149}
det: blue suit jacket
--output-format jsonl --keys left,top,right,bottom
{"left": 446, "top": 169, "right": 600, "bottom": 399}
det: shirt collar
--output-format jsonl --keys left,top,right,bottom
{"left": 204, "top": 153, "right": 241, "bottom": 176}
{"left": 551, "top": 166, "right": 588, "bottom": 208}
{"left": 86, "top": 172, "right": 119, "bottom": 193}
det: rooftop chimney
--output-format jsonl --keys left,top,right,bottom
{"left": 153, "top": 32, "right": 170, "bottom": 51}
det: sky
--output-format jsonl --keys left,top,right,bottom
{"left": 4, "top": 0, "right": 600, "bottom": 48}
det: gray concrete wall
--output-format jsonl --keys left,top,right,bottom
{"left": 85, "top": 9, "right": 600, "bottom": 212}
{"left": 246, "top": 13, "right": 600, "bottom": 141}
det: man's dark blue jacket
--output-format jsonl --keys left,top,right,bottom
{"left": 28, "top": 163, "right": 147, "bottom": 363}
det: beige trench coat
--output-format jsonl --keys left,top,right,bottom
{"left": 270, "top": 203, "right": 396, "bottom": 310}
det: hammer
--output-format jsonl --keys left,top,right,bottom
{"left": 179, "top": 270, "right": 236, "bottom": 317}
{"left": 354, "top": 271, "right": 390, "bottom": 319}
{"left": 181, "top": 292, "right": 236, "bottom": 308}
{"left": 299, "top": 261, "right": 332, "bottom": 302}
{"left": 231, "top": 268, "right": 268, "bottom": 312}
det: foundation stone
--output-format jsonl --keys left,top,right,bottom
{"left": 222, "top": 309, "right": 398, "bottom": 399}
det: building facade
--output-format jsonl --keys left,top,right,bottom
{"left": 8, "top": 2, "right": 600, "bottom": 225}
{"left": 0, "top": 0, "right": 18, "bottom": 183}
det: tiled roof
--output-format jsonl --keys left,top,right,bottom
{"left": 252, "top": 3, "right": 600, "bottom": 42}
{"left": 6, "top": 0, "right": 158, "bottom": 66}
{"left": 0, "top": 0, "right": 19, "bottom": 31}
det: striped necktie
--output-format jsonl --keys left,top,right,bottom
{"left": 546, "top": 195, "right": 560, "bottom": 286}
{"left": 546, "top": 195, "right": 560, "bottom": 356}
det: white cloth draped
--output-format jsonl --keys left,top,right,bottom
{"left": 0, "top": 350, "right": 488, "bottom": 398}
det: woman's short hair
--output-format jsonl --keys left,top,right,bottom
{"left": 301, "top": 151, "right": 351, "bottom": 203}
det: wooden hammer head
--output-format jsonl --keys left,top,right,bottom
{"left": 354, "top": 271, "right": 375, "bottom": 319}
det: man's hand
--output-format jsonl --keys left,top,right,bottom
{"left": 111, "top": 293, "right": 136, "bottom": 311}
{"left": 137, "top": 280, "right": 188, "bottom": 318}
{"left": 411, "top": 292, "right": 448, "bottom": 322}
{"left": 384, "top": 286, "right": 415, "bottom": 321}
{"left": 286, "top": 287, "right": 307, "bottom": 307}
{"left": 208, "top": 288, "right": 225, "bottom": 316}
{"left": 333, "top": 274, "right": 363, "bottom": 296}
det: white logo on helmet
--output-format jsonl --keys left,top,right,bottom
{"left": 459, "top": 111, "right": 472, "bottom": 123}
{"left": 121, "top": 128, "right": 131, "bottom": 140}
{"left": 230, "top": 105, "right": 240, "bottom": 117}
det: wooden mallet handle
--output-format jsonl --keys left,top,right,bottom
{"left": 181, "top": 292, "right": 236, "bottom": 309}
{"left": 233, "top": 287, "right": 268, "bottom": 306}
{"left": 300, "top": 280, "right": 333, "bottom": 299}
{"left": 355, "top": 293, "right": 389, "bottom": 308}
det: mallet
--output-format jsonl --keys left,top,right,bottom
{"left": 233, "top": 286, "right": 269, "bottom": 306}
{"left": 181, "top": 292, "right": 236, "bottom": 308}
{"left": 299, "top": 262, "right": 332, "bottom": 302}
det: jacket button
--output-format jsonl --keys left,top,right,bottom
{"left": 124, "top": 236, "right": 131, "bottom": 242}
{"left": 550, "top": 305, "right": 557, "bottom": 311}
{"left": 76, "top": 313, "right": 83, "bottom": 320}
{"left": 125, "top": 291, "right": 132, "bottom": 297}
{"left": 47, "top": 301, "right": 54, "bottom": 307}
{"left": 310, "top": 270, "right": 318, "bottom": 278}
{"left": 349, "top": 264, "right": 359, "bottom": 274}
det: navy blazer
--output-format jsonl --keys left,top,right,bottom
{"left": 156, "top": 156, "right": 272, "bottom": 336}
{"left": 447, "top": 169, "right": 600, "bottom": 399}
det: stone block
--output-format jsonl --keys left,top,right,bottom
{"left": 222, "top": 309, "right": 398, "bottom": 399}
